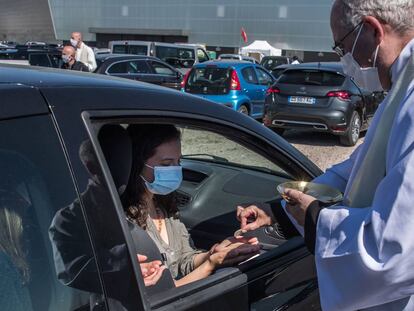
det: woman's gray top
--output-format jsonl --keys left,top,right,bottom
{"left": 146, "top": 215, "right": 202, "bottom": 279}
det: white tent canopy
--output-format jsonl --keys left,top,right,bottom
{"left": 240, "top": 40, "right": 282, "bottom": 58}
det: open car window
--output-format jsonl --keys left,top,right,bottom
{"left": 85, "top": 116, "right": 315, "bottom": 311}
{"left": 180, "top": 127, "right": 289, "bottom": 177}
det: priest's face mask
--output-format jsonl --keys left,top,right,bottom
{"left": 333, "top": 22, "right": 383, "bottom": 92}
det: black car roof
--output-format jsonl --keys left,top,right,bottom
{"left": 0, "top": 64, "right": 321, "bottom": 178}
{"left": 0, "top": 63, "right": 157, "bottom": 88}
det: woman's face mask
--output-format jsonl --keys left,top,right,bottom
{"left": 141, "top": 164, "right": 183, "bottom": 195}
{"left": 340, "top": 23, "right": 383, "bottom": 92}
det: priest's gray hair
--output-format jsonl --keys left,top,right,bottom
{"left": 334, "top": 0, "right": 414, "bottom": 34}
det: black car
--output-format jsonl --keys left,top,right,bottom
{"left": 269, "top": 64, "right": 290, "bottom": 79}
{"left": 264, "top": 62, "right": 384, "bottom": 146}
{"left": 261, "top": 56, "right": 291, "bottom": 71}
{"left": 95, "top": 54, "right": 183, "bottom": 90}
{"left": 0, "top": 64, "right": 324, "bottom": 311}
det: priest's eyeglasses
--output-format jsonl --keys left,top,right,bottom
{"left": 332, "top": 21, "right": 363, "bottom": 57}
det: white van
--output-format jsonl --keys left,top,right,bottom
{"left": 108, "top": 41, "right": 210, "bottom": 72}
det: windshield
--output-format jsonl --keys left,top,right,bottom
{"left": 156, "top": 46, "right": 195, "bottom": 68}
{"left": 185, "top": 67, "right": 231, "bottom": 95}
{"left": 278, "top": 69, "right": 345, "bottom": 86}
{"left": 262, "top": 57, "right": 288, "bottom": 70}
{"left": 180, "top": 128, "right": 289, "bottom": 177}
{"left": 113, "top": 44, "right": 148, "bottom": 55}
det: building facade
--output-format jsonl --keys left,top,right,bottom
{"left": 1, "top": 0, "right": 337, "bottom": 58}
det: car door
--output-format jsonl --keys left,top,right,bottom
{"left": 240, "top": 66, "right": 262, "bottom": 116}
{"left": 147, "top": 60, "right": 182, "bottom": 90}
{"left": 0, "top": 84, "right": 111, "bottom": 311}
{"left": 255, "top": 67, "right": 275, "bottom": 116}
{"left": 107, "top": 59, "right": 154, "bottom": 83}
{"left": 43, "top": 84, "right": 323, "bottom": 311}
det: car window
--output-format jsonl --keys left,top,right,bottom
{"left": 0, "top": 115, "right": 104, "bottom": 311}
{"left": 112, "top": 44, "right": 148, "bottom": 56}
{"left": 185, "top": 67, "right": 231, "bottom": 94}
{"left": 28, "top": 53, "right": 51, "bottom": 67}
{"left": 112, "top": 45, "right": 127, "bottom": 54}
{"left": 128, "top": 45, "right": 148, "bottom": 56}
{"left": 262, "top": 57, "right": 288, "bottom": 70}
{"left": 241, "top": 67, "right": 259, "bottom": 84}
{"left": 107, "top": 61, "right": 128, "bottom": 74}
{"left": 128, "top": 60, "right": 151, "bottom": 74}
{"left": 256, "top": 68, "right": 273, "bottom": 85}
{"left": 278, "top": 69, "right": 345, "bottom": 86}
{"left": 156, "top": 46, "right": 195, "bottom": 68}
{"left": 181, "top": 128, "right": 288, "bottom": 176}
{"left": 197, "top": 49, "right": 209, "bottom": 63}
{"left": 150, "top": 61, "right": 175, "bottom": 75}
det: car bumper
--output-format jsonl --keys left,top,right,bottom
{"left": 264, "top": 105, "right": 351, "bottom": 135}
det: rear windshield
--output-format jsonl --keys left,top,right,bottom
{"left": 112, "top": 44, "right": 148, "bottom": 56}
{"left": 220, "top": 55, "right": 240, "bottom": 60}
{"left": 278, "top": 69, "right": 345, "bottom": 86}
{"left": 156, "top": 46, "right": 195, "bottom": 68}
{"left": 185, "top": 67, "right": 231, "bottom": 94}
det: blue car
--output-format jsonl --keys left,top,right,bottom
{"left": 182, "top": 60, "right": 276, "bottom": 119}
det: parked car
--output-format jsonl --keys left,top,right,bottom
{"left": 269, "top": 64, "right": 290, "bottom": 79}
{"left": 94, "top": 48, "right": 111, "bottom": 56}
{"left": 109, "top": 41, "right": 210, "bottom": 73}
{"left": 261, "top": 56, "right": 291, "bottom": 71}
{"left": 264, "top": 62, "right": 384, "bottom": 145}
{"left": 0, "top": 63, "right": 323, "bottom": 310}
{"left": 28, "top": 52, "right": 62, "bottom": 68}
{"left": 218, "top": 54, "right": 260, "bottom": 64}
{"left": 182, "top": 60, "right": 276, "bottom": 119}
{"left": 95, "top": 54, "right": 183, "bottom": 90}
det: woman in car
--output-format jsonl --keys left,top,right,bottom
{"left": 122, "top": 124, "right": 260, "bottom": 287}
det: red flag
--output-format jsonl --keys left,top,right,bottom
{"left": 241, "top": 27, "right": 248, "bottom": 43}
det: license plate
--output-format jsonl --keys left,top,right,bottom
{"left": 289, "top": 96, "right": 316, "bottom": 104}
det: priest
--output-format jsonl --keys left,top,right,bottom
{"left": 237, "top": 0, "right": 414, "bottom": 310}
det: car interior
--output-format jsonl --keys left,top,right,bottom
{"left": 93, "top": 119, "right": 314, "bottom": 309}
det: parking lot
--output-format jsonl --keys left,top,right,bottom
{"left": 284, "top": 129, "right": 363, "bottom": 171}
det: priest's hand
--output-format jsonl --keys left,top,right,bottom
{"left": 284, "top": 189, "right": 317, "bottom": 226}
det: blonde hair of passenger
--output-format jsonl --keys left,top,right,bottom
{"left": 0, "top": 191, "right": 30, "bottom": 283}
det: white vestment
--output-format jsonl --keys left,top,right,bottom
{"left": 312, "top": 39, "right": 414, "bottom": 310}
{"left": 75, "top": 42, "right": 97, "bottom": 72}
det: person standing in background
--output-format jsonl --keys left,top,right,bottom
{"left": 70, "top": 32, "right": 97, "bottom": 72}
{"left": 61, "top": 46, "right": 90, "bottom": 72}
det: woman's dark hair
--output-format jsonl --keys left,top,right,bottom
{"left": 122, "top": 124, "right": 181, "bottom": 229}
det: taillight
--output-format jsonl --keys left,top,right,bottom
{"left": 181, "top": 70, "right": 191, "bottom": 89}
{"left": 266, "top": 86, "right": 280, "bottom": 96}
{"left": 326, "top": 91, "right": 351, "bottom": 100}
{"left": 230, "top": 70, "right": 241, "bottom": 90}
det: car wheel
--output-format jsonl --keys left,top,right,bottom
{"left": 237, "top": 105, "right": 249, "bottom": 115}
{"left": 340, "top": 111, "right": 361, "bottom": 146}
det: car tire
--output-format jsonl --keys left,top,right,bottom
{"left": 272, "top": 128, "right": 285, "bottom": 136}
{"left": 237, "top": 105, "right": 249, "bottom": 115}
{"left": 340, "top": 111, "right": 361, "bottom": 146}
